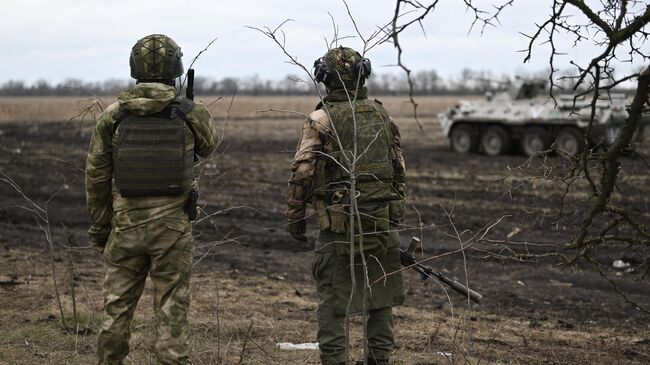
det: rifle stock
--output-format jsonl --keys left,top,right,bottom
{"left": 400, "top": 237, "right": 483, "bottom": 304}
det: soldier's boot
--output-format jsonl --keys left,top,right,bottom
{"left": 365, "top": 307, "right": 393, "bottom": 365}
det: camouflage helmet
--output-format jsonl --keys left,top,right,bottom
{"left": 130, "top": 34, "right": 184, "bottom": 81}
{"left": 314, "top": 46, "right": 371, "bottom": 90}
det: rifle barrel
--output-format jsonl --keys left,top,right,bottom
{"left": 400, "top": 250, "right": 483, "bottom": 304}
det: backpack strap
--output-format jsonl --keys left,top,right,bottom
{"left": 113, "top": 97, "right": 197, "bottom": 136}
{"left": 175, "top": 96, "right": 195, "bottom": 114}
{"left": 113, "top": 109, "right": 132, "bottom": 133}
{"left": 172, "top": 96, "right": 198, "bottom": 139}
{"left": 112, "top": 98, "right": 199, "bottom": 161}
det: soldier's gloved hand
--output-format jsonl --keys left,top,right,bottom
{"left": 90, "top": 242, "right": 106, "bottom": 254}
{"left": 88, "top": 224, "right": 110, "bottom": 254}
{"left": 287, "top": 220, "right": 308, "bottom": 243}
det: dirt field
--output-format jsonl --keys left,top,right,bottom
{"left": 1, "top": 95, "right": 649, "bottom": 364}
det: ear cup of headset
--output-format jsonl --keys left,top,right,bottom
{"left": 359, "top": 58, "right": 372, "bottom": 78}
{"left": 313, "top": 57, "right": 330, "bottom": 83}
{"left": 313, "top": 52, "right": 371, "bottom": 86}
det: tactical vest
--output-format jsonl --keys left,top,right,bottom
{"left": 113, "top": 99, "right": 195, "bottom": 197}
{"left": 316, "top": 99, "right": 398, "bottom": 203}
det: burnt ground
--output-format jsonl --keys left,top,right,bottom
{"left": 1, "top": 103, "right": 650, "bottom": 364}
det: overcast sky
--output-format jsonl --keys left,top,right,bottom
{"left": 0, "top": 0, "right": 641, "bottom": 84}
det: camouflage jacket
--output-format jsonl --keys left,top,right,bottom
{"left": 85, "top": 82, "right": 219, "bottom": 245}
{"left": 286, "top": 87, "right": 406, "bottom": 223}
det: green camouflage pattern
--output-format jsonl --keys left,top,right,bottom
{"left": 285, "top": 89, "right": 406, "bottom": 225}
{"left": 320, "top": 88, "right": 397, "bottom": 203}
{"left": 130, "top": 34, "right": 184, "bottom": 81}
{"left": 113, "top": 106, "right": 194, "bottom": 197}
{"left": 321, "top": 46, "right": 365, "bottom": 90}
{"left": 98, "top": 215, "right": 193, "bottom": 364}
{"left": 314, "top": 88, "right": 405, "bottom": 254}
{"left": 287, "top": 82, "right": 406, "bottom": 364}
{"left": 85, "top": 82, "right": 218, "bottom": 364}
{"left": 85, "top": 82, "right": 218, "bottom": 245}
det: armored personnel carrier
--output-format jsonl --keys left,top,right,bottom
{"left": 438, "top": 79, "right": 644, "bottom": 156}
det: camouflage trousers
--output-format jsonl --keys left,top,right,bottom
{"left": 313, "top": 230, "right": 397, "bottom": 365}
{"left": 97, "top": 216, "right": 193, "bottom": 365}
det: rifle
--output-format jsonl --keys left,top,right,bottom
{"left": 401, "top": 237, "right": 483, "bottom": 304}
{"left": 184, "top": 68, "right": 199, "bottom": 218}
{"left": 186, "top": 68, "right": 195, "bottom": 101}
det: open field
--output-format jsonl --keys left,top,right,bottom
{"left": 1, "top": 95, "right": 650, "bottom": 364}
{"left": 0, "top": 95, "right": 471, "bottom": 123}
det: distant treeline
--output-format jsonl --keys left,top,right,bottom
{"left": 0, "top": 69, "right": 624, "bottom": 97}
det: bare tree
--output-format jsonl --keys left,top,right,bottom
{"left": 386, "top": 0, "right": 650, "bottom": 310}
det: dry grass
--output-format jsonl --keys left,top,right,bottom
{"left": 1, "top": 245, "right": 646, "bottom": 365}
{"left": 0, "top": 95, "right": 469, "bottom": 124}
{"left": 2, "top": 94, "right": 648, "bottom": 364}
{"left": 0, "top": 96, "right": 115, "bottom": 124}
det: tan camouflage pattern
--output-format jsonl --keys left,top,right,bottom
{"left": 85, "top": 82, "right": 218, "bottom": 365}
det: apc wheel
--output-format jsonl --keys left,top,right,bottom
{"left": 449, "top": 124, "right": 479, "bottom": 154}
{"left": 481, "top": 125, "right": 511, "bottom": 156}
{"left": 555, "top": 127, "right": 585, "bottom": 156}
{"left": 522, "top": 126, "right": 551, "bottom": 156}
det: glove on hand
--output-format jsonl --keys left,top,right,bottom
{"left": 88, "top": 224, "right": 110, "bottom": 255}
{"left": 90, "top": 242, "right": 106, "bottom": 254}
{"left": 287, "top": 220, "right": 307, "bottom": 243}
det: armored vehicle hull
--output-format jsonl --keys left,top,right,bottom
{"left": 438, "top": 81, "right": 647, "bottom": 156}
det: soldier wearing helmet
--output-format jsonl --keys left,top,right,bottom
{"left": 86, "top": 34, "right": 219, "bottom": 364}
{"left": 286, "top": 46, "right": 407, "bottom": 365}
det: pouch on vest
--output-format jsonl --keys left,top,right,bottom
{"left": 313, "top": 200, "right": 331, "bottom": 231}
{"left": 328, "top": 203, "right": 347, "bottom": 233}
{"left": 323, "top": 100, "right": 395, "bottom": 204}
{"left": 113, "top": 106, "right": 194, "bottom": 197}
{"left": 326, "top": 190, "right": 348, "bottom": 234}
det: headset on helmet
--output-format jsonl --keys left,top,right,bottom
{"left": 313, "top": 47, "right": 372, "bottom": 88}
{"left": 359, "top": 57, "right": 372, "bottom": 79}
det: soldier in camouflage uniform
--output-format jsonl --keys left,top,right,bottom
{"left": 286, "top": 46, "right": 406, "bottom": 365}
{"left": 85, "top": 34, "right": 219, "bottom": 365}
